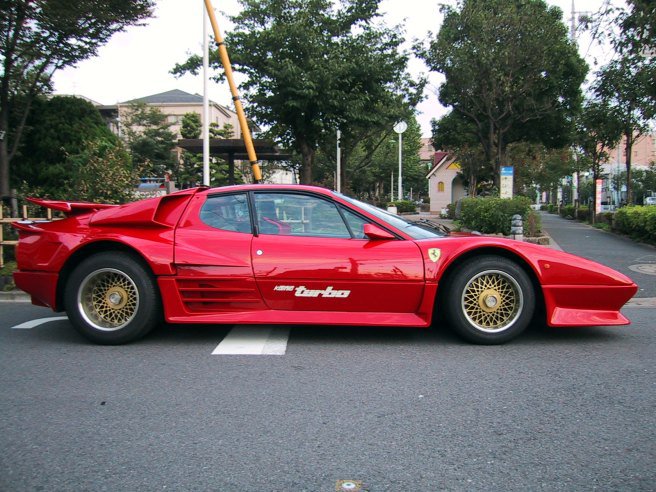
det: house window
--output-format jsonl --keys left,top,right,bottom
{"left": 437, "top": 181, "right": 445, "bottom": 192}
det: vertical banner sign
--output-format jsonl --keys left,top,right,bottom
{"left": 595, "top": 179, "right": 603, "bottom": 213}
{"left": 500, "top": 166, "right": 514, "bottom": 199}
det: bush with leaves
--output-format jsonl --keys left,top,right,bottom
{"left": 66, "top": 138, "right": 140, "bottom": 204}
{"left": 388, "top": 200, "right": 416, "bottom": 213}
{"left": 613, "top": 206, "right": 656, "bottom": 244}
{"left": 460, "top": 197, "right": 532, "bottom": 235}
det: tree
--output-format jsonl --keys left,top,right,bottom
{"left": 575, "top": 99, "right": 622, "bottom": 218}
{"left": 592, "top": 0, "right": 656, "bottom": 205}
{"left": 180, "top": 112, "right": 202, "bottom": 139}
{"left": 122, "top": 102, "right": 176, "bottom": 178}
{"left": 615, "top": 0, "right": 656, "bottom": 57}
{"left": 12, "top": 95, "right": 118, "bottom": 197}
{"left": 312, "top": 116, "right": 425, "bottom": 204}
{"left": 176, "top": 112, "right": 242, "bottom": 187}
{"left": 431, "top": 111, "right": 492, "bottom": 197}
{"left": 172, "top": 0, "right": 423, "bottom": 185}
{"left": 421, "top": 0, "right": 587, "bottom": 188}
{"left": 1, "top": 0, "right": 154, "bottom": 207}
{"left": 594, "top": 55, "right": 654, "bottom": 205}
{"left": 65, "top": 137, "right": 139, "bottom": 204}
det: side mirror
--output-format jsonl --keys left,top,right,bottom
{"left": 363, "top": 223, "right": 395, "bottom": 240}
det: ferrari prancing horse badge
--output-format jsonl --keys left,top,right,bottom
{"left": 428, "top": 248, "right": 441, "bottom": 263}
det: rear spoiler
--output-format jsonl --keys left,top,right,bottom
{"left": 26, "top": 198, "right": 117, "bottom": 216}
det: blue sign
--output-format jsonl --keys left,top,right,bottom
{"left": 501, "top": 166, "right": 514, "bottom": 176}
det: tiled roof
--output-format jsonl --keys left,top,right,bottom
{"left": 122, "top": 89, "right": 203, "bottom": 104}
{"left": 425, "top": 151, "right": 452, "bottom": 179}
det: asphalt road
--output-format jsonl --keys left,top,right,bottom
{"left": 1, "top": 216, "right": 654, "bottom": 491}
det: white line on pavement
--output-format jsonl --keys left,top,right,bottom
{"left": 212, "top": 325, "right": 290, "bottom": 355}
{"left": 11, "top": 316, "right": 69, "bottom": 329}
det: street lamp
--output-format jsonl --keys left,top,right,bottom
{"left": 393, "top": 121, "right": 407, "bottom": 201}
{"left": 336, "top": 129, "right": 341, "bottom": 193}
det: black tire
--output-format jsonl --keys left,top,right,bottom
{"left": 442, "top": 255, "right": 535, "bottom": 344}
{"left": 64, "top": 252, "right": 161, "bottom": 344}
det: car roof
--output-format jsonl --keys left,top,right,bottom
{"left": 200, "top": 184, "right": 336, "bottom": 196}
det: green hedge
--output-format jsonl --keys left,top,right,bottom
{"left": 559, "top": 205, "right": 590, "bottom": 221}
{"left": 459, "top": 196, "right": 533, "bottom": 235}
{"left": 559, "top": 205, "right": 576, "bottom": 219}
{"left": 613, "top": 206, "right": 656, "bottom": 244}
{"left": 388, "top": 200, "right": 416, "bottom": 213}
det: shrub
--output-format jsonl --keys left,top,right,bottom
{"left": 459, "top": 196, "right": 532, "bottom": 235}
{"left": 525, "top": 210, "right": 542, "bottom": 236}
{"left": 576, "top": 206, "right": 590, "bottom": 222}
{"left": 559, "top": 205, "right": 575, "bottom": 218}
{"left": 596, "top": 212, "right": 614, "bottom": 225}
{"left": 388, "top": 200, "right": 416, "bottom": 213}
{"left": 613, "top": 206, "right": 656, "bottom": 244}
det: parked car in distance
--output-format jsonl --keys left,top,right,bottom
{"left": 645, "top": 196, "right": 656, "bottom": 206}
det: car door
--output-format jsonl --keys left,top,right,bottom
{"left": 173, "top": 191, "right": 267, "bottom": 313}
{"left": 251, "top": 191, "right": 425, "bottom": 313}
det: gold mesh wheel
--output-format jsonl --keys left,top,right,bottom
{"left": 77, "top": 268, "right": 139, "bottom": 331}
{"left": 461, "top": 269, "right": 523, "bottom": 333}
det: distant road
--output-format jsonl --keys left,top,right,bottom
{"left": 540, "top": 212, "right": 655, "bottom": 299}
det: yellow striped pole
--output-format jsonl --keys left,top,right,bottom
{"left": 203, "top": 0, "right": 262, "bottom": 182}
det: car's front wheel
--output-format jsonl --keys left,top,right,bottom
{"left": 64, "top": 252, "right": 161, "bottom": 344}
{"left": 442, "top": 255, "right": 535, "bottom": 344}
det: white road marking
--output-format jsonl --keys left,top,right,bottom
{"left": 212, "top": 325, "right": 290, "bottom": 355}
{"left": 11, "top": 316, "right": 69, "bottom": 329}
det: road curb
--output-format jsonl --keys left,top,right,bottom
{"left": 0, "top": 290, "right": 30, "bottom": 302}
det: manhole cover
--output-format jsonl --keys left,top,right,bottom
{"left": 336, "top": 480, "right": 365, "bottom": 492}
{"left": 629, "top": 264, "right": 656, "bottom": 276}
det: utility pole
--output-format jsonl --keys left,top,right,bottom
{"left": 202, "top": 1, "right": 210, "bottom": 186}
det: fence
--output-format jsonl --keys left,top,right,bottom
{"left": 0, "top": 205, "right": 55, "bottom": 268}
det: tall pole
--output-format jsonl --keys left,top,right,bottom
{"left": 336, "top": 129, "right": 341, "bottom": 193}
{"left": 202, "top": 3, "right": 210, "bottom": 186}
{"left": 204, "top": 0, "right": 262, "bottom": 182}
{"left": 398, "top": 131, "right": 403, "bottom": 201}
{"left": 393, "top": 121, "right": 407, "bottom": 201}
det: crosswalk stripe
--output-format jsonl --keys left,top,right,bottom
{"left": 212, "top": 325, "right": 290, "bottom": 355}
{"left": 11, "top": 316, "right": 69, "bottom": 329}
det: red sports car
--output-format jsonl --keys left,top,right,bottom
{"left": 13, "top": 185, "right": 637, "bottom": 345}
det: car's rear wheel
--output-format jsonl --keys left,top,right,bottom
{"left": 442, "top": 255, "right": 535, "bottom": 344}
{"left": 64, "top": 252, "right": 161, "bottom": 344}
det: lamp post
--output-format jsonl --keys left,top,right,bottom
{"left": 393, "top": 121, "right": 407, "bottom": 201}
{"left": 336, "top": 129, "right": 341, "bottom": 193}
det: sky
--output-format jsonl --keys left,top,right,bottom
{"left": 52, "top": 0, "right": 619, "bottom": 137}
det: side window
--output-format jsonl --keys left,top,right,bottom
{"left": 341, "top": 207, "right": 369, "bottom": 239}
{"left": 200, "top": 193, "right": 252, "bottom": 233}
{"left": 254, "top": 193, "right": 350, "bottom": 238}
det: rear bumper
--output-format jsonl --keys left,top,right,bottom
{"left": 13, "top": 271, "right": 59, "bottom": 310}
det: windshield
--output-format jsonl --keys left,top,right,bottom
{"left": 338, "top": 194, "right": 447, "bottom": 239}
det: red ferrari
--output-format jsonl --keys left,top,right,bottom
{"left": 13, "top": 185, "right": 637, "bottom": 345}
